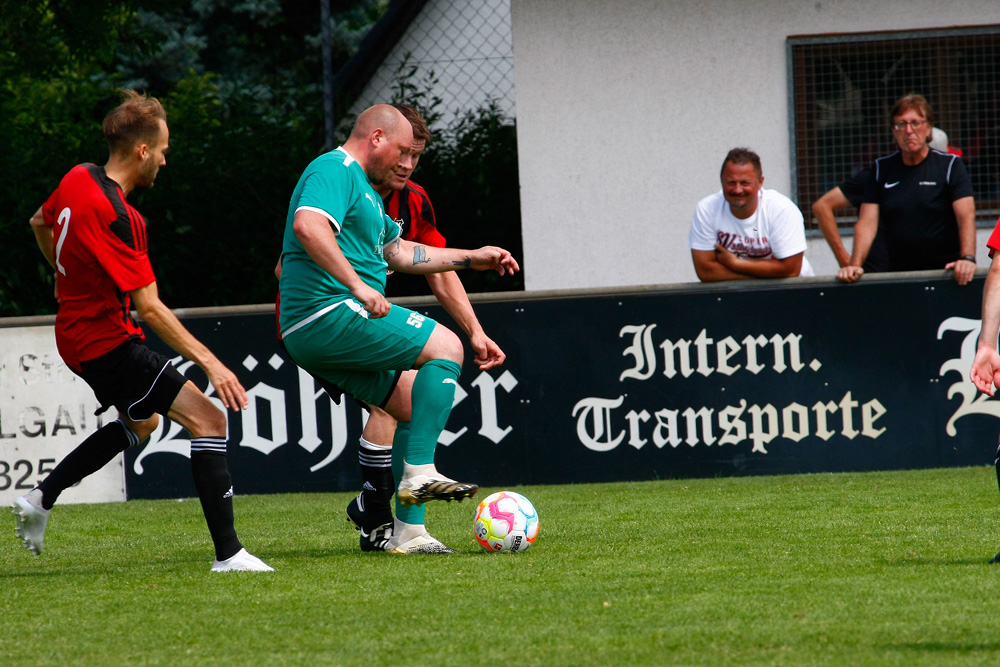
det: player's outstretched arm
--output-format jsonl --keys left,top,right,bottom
{"left": 425, "top": 272, "right": 506, "bottom": 369}
{"left": 972, "top": 254, "right": 1000, "bottom": 395}
{"left": 384, "top": 239, "right": 519, "bottom": 276}
{"left": 131, "top": 282, "right": 249, "bottom": 411}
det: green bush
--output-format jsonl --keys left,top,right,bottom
{"left": 1, "top": 1, "right": 522, "bottom": 316}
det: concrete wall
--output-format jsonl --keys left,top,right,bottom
{"left": 510, "top": 0, "right": 999, "bottom": 290}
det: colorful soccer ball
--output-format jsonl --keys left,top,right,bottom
{"left": 473, "top": 491, "right": 539, "bottom": 553}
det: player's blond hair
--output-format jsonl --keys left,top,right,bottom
{"left": 102, "top": 89, "right": 167, "bottom": 155}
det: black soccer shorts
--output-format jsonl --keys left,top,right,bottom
{"left": 75, "top": 337, "right": 188, "bottom": 421}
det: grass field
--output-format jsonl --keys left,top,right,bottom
{"left": 4, "top": 467, "right": 1000, "bottom": 666}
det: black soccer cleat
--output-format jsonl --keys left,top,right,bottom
{"left": 346, "top": 493, "right": 393, "bottom": 552}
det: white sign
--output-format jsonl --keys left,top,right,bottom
{"left": 0, "top": 325, "right": 125, "bottom": 506}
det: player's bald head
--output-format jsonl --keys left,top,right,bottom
{"left": 345, "top": 104, "right": 415, "bottom": 186}
{"left": 351, "top": 104, "right": 409, "bottom": 143}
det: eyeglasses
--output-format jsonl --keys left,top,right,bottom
{"left": 893, "top": 120, "right": 927, "bottom": 131}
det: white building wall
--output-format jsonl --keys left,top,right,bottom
{"left": 510, "top": 0, "right": 999, "bottom": 290}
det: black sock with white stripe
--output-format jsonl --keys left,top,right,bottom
{"left": 359, "top": 437, "right": 394, "bottom": 526}
{"left": 190, "top": 437, "right": 242, "bottom": 561}
{"left": 37, "top": 419, "right": 138, "bottom": 510}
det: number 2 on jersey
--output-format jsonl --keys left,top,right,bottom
{"left": 54, "top": 207, "right": 70, "bottom": 275}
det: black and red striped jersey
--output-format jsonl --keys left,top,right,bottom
{"left": 42, "top": 163, "right": 156, "bottom": 370}
{"left": 383, "top": 180, "right": 447, "bottom": 248}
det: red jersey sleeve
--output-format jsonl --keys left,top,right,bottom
{"left": 989, "top": 217, "right": 1000, "bottom": 259}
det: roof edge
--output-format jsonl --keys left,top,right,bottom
{"left": 331, "top": 0, "right": 431, "bottom": 118}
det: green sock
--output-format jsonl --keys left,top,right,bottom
{"left": 392, "top": 359, "right": 461, "bottom": 525}
{"left": 392, "top": 422, "right": 423, "bottom": 524}
{"left": 406, "top": 358, "right": 461, "bottom": 465}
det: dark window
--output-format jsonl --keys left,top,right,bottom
{"left": 788, "top": 26, "right": 1000, "bottom": 228}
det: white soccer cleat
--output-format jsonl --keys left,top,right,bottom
{"left": 211, "top": 548, "right": 274, "bottom": 572}
{"left": 386, "top": 518, "right": 456, "bottom": 554}
{"left": 396, "top": 465, "right": 478, "bottom": 507}
{"left": 13, "top": 489, "right": 49, "bottom": 556}
{"left": 387, "top": 532, "right": 457, "bottom": 555}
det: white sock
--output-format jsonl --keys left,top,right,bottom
{"left": 402, "top": 462, "right": 445, "bottom": 481}
{"left": 392, "top": 517, "right": 427, "bottom": 543}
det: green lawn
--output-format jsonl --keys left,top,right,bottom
{"left": 3, "top": 467, "right": 1000, "bottom": 665}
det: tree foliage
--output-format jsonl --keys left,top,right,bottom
{"left": 0, "top": 0, "right": 522, "bottom": 316}
{"left": 383, "top": 60, "right": 523, "bottom": 297}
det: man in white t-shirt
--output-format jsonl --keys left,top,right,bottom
{"left": 688, "top": 147, "right": 814, "bottom": 282}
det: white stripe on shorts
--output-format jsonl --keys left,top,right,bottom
{"left": 283, "top": 297, "right": 371, "bottom": 338}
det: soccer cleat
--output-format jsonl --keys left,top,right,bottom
{"left": 990, "top": 552, "right": 1000, "bottom": 564}
{"left": 387, "top": 531, "right": 457, "bottom": 555}
{"left": 345, "top": 493, "right": 393, "bottom": 551}
{"left": 387, "top": 517, "right": 456, "bottom": 554}
{"left": 211, "top": 548, "right": 274, "bottom": 572}
{"left": 359, "top": 523, "right": 393, "bottom": 552}
{"left": 396, "top": 473, "right": 478, "bottom": 507}
{"left": 13, "top": 489, "right": 49, "bottom": 556}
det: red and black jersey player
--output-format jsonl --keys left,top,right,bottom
{"left": 14, "top": 89, "right": 271, "bottom": 572}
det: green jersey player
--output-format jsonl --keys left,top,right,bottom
{"left": 278, "top": 104, "right": 519, "bottom": 553}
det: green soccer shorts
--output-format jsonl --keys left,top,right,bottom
{"left": 282, "top": 297, "right": 438, "bottom": 406}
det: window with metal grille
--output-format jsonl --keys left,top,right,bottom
{"left": 788, "top": 26, "right": 1000, "bottom": 229}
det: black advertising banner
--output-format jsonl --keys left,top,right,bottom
{"left": 125, "top": 274, "right": 1000, "bottom": 499}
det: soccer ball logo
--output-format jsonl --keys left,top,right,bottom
{"left": 473, "top": 491, "right": 539, "bottom": 553}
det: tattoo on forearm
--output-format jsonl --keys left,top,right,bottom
{"left": 413, "top": 245, "right": 429, "bottom": 265}
{"left": 452, "top": 255, "right": 472, "bottom": 268}
{"left": 384, "top": 238, "right": 401, "bottom": 260}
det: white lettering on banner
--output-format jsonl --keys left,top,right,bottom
{"left": 473, "top": 370, "right": 518, "bottom": 443}
{"left": 573, "top": 393, "right": 888, "bottom": 454}
{"left": 134, "top": 353, "right": 517, "bottom": 475}
{"left": 579, "top": 321, "right": 892, "bottom": 455}
{"left": 240, "top": 382, "right": 289, "bottom": 456}
{"left": 584, "top": 314, "right": 1000, "bottom": 455}
{"left": 571, "top": 396, "right": 625, "bottom": 452}
{"left": 937, "top": 316, "right": 1000, "bottom": 434}
{"left": 296, "top": 365, "right": 338, "bottom": 456}
{"left": 293, "top": 366, "right": 348, "bottom": 472}
{"left": 620, "top": 324, "right": 810, "bottom": 381}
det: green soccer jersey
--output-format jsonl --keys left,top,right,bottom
{"left": 279, "top": 147, "right": 401, "bottom": 334}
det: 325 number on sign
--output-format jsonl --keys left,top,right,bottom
{"left": 0, "top": 459, "right": 56, "bottom": 491}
